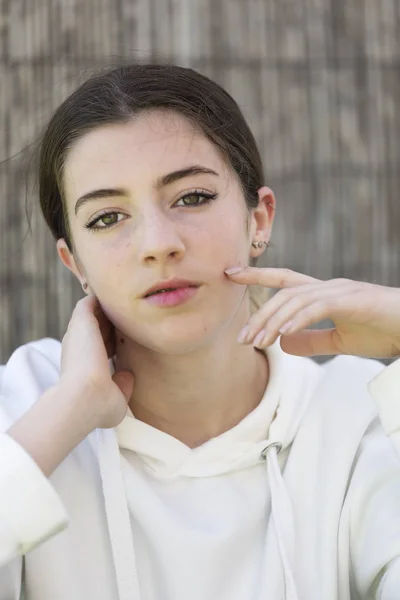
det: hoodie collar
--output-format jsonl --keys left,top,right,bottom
{"left": 116, "top": 340, "right": 286, "bottom": 477}
{"left": 115, "top": 339, "right": 320, "bottom": 478}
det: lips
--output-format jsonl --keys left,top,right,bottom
{"left": 142, "top": 279, "right": 200, "bottom": 298}
{"left": 146, "top": 286, "right": 190, "bottom": 297}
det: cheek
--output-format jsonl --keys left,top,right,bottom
{"left": 84, "top": 246, "right": 133, "bottom": 295}
{"left": 209, "top": 229, "right": 249, "bottom": 268}
{"left": 197, "top": 206, "right": 249, "bottom": 257}
{"left": 195, "top": 235, "right": 247, "bottom": 275}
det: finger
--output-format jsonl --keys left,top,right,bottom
{"left": 240, "top": 281, "right": 353, "bottom": 344}
{"left": 254, "top": 287, "right": 365, "bottom": 351}
{"left": 276, "top": 293, "right": 358, "bottom": 340}
{"left": 250, "top": 292, "right": 344, "bottom": 349}
{"left": 225, "top": 266, "right": 320, "bottom": 289}
{"left": 112, "top": 370, "right": 135, "bottom": 401}
{"left": 280, "top": 329, "right": 340, "bottom": 357}
{"left": 73, "top": 294, "right": 97, "bottom": 313}
{"left": 72, "top": 295, "right": 116, "bottom": 356}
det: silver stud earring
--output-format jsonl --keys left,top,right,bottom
{"left": 82, "top": 282, "right": 88, "bottom": 291}
{"left": 252, "top": 241, "right": 267, "bottom": 249}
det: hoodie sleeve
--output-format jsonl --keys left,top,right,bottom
{"left": 0, "top": 348, "right": 69, "bottom": 598}
{"left": 368, "top": 357, "right": 400, "bottom": 459}
{"left": 347, "top": 358, "right": 400, "bottom": 599}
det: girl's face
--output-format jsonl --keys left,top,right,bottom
{"left": 57, "top": 110, "right": 274, "bottom": 354}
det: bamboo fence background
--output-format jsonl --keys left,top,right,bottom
{"left": 0, "top": 0, "right": 399, "bottom": 362}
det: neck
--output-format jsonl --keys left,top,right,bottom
{"left": 113, "top": 320, "right": 269, "bottom": 449}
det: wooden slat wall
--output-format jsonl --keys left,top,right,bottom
{"left": 1, "top": 0, "right": 399, "bottom": 362}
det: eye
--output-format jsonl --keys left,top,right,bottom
{"left": 174, "top": 190, "right": 218, "bottom": 207}
{"left": 84, "top": 211, "right": 127, "bottom": 232}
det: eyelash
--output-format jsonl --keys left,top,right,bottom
{"left": 84, "top": 190, "right": 218, "bottom": 232}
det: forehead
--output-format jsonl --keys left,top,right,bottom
{"left": 63, "top": 111, "right": 228, "bottom": 201}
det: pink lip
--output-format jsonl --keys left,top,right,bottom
{"left": 143, "top": 278, "right": 200, "bottom": 298}
{"left": 144, "top": 285, "right": 199, "bottom": 307}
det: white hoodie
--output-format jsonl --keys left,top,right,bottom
{"left": 1, "top": 337, "right": 400, "bottom": 600}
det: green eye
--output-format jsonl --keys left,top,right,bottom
{"left": 84, "top": 211, "right": 126, "bottom": 232}
{"left": 175, "top": 191, "right": 218, "bottom": 207}
{"left": 102, "top": 214, "right": 118, "bottom": 225}
{"left": 181, "top": 194, "right": 202, "bottom": 205}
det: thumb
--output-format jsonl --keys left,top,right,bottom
{"left": 112, "top": 370, "right": 135, "bottom": 401}
{"left": 280, "top": 328, "right": 338, "bottom": 357}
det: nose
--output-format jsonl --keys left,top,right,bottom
{"left": 137, "top": 211, "right": 185, "bottom": 266}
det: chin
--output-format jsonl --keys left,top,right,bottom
{"left": 131, "top": 313, "right": 226, "bottom": 355}
{"left": 151, "top": 323, "right": 216, "bottom": 355}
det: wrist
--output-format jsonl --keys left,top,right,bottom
{"left": 49, "top": 381, "right": 99, "bottom": 437}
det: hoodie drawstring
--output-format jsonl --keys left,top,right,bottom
{"left": 261, "top": 443, "right": 300, "bottom": 600}
{"left": 97, "top": 428, "right": 142, "bottom": 600}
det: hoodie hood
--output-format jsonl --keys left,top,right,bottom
{"left": 115, "top": 340, "right": 320, "bottom": 477}
{"left": 97, "top": 339, "right": 322, "bottom": 600}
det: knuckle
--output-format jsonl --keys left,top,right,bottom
{"left": 288, "top": 294, "right": 305, "bottom": 310}
{"left": 248, "top": 315, "right": 264, "bottom": 331}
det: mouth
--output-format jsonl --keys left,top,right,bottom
{"left": 143, "top": 279, "right": 201, "bottom": 298}
{"left": 145, "top": 285, "right": 198, "bottom": 297}
{"left": 143, "top": 281, "right": 201, "bottom": 307}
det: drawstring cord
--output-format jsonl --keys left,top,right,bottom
{"left": 97, "top": 428, "right": 142, "bottom": 600}
{"left": 261, "top": 443, "right": 300, "bottom": 600}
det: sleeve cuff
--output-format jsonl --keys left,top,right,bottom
{"left": 0, "top": 433, "right": 69, "bottom": 558}
{"left": 368, "top": 357, "right": 400, "bottom": 436}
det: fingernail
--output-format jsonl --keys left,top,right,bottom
{"left": 238, "top": 325, "right": 250, "bottom": 343}
{"left": 279, "top": 321, "right": 293, "bottom": 334}
{"left": 225, "top": 267, "right": 244, "bottom": 275}
{"left": 253, "top": 329, "right": 266, "bottom": 347}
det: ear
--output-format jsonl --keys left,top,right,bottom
{"left": 56, "top": 238, "right": 88, "bottom": 290}
{"left": 249, "top": 186, "right": 276, "bottom": 257}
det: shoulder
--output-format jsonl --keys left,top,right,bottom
{"left": 300, "top": 354, "right": 386, "bottom": 439}
{"left": 0, "top": 338, "right": 62, "bottom": 426}
{"left": 320, "top": 353, "right": 385, "bottom": 399}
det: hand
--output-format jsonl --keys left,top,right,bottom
{"left": 225, "top": 266, "right": 400, "bottom": 358}
{"left": 59, "top": 294, "right": 134, "bottom": 428}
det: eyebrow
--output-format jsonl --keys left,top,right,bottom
{"left": 74, "top": 165, "right": 219, "bottom": 216}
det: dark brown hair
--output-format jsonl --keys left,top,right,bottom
{"left": 38, "top": 63, "right": 266, "bottom": 258}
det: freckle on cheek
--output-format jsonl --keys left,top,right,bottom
{"left": 120, "top": 338, "right": 125, "bottom": 344}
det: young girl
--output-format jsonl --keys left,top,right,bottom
{"left": 1, "top": 63, "right": 400, "bottom": 600}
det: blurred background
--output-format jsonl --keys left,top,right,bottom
{"left": 0, "top": 0, "right": 399, "bottom": 363}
